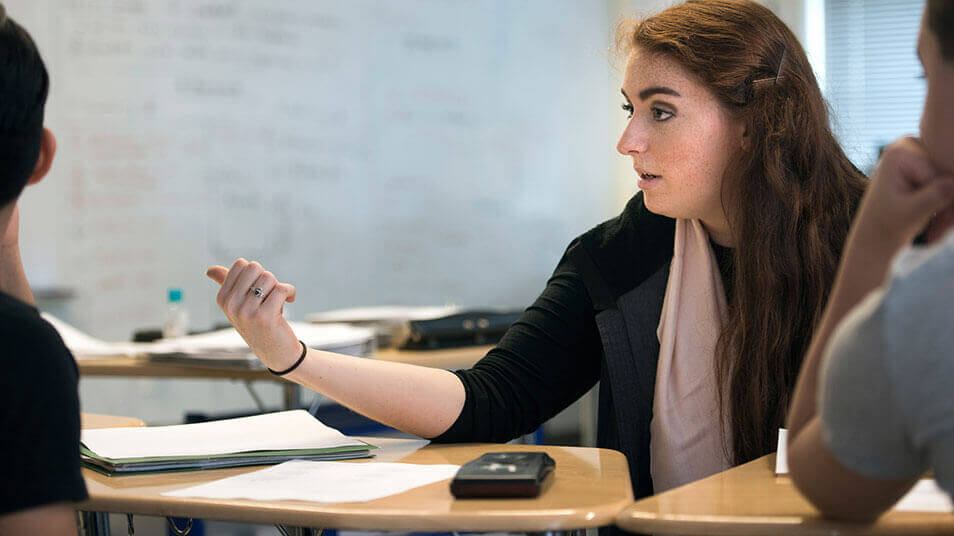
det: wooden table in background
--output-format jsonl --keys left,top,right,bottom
{"left": 81, "top": 413, "right": 146, "bottom": 429}
{"left": 616, "top": 453, "right": 954, "bottom": 536}
{"left": 80, "top": 414, "right": 633, "bottom": 535}
{"left": 76, "top": 345, "right": 492, "bottom": 409}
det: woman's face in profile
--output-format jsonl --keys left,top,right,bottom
{"left": 918, "top": 20, "right": 954, "bottom": 174}
{"left": 616, "top": 48, "right": 745, "bottom": 243}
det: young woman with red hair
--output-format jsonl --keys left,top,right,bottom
{"left": 208, "top": 0, "right": 866, "bottom": 503}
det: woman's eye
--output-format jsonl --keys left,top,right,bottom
{"left": 652, "top": 107, "right": 674, "bottom": 121}
{"left": 621, "top": 102, "right": 634, "bottom": 118}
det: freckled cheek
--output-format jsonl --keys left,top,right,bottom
{"left": 665, "top": 131, "right": 725, "bottom": 197}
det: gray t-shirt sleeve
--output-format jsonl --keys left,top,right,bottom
{"left": 882, "top": 240, "right": 954, "bottom": 496}
{"left": 818, "top": 287, "right": 925, "bottom": 480}
{"left": 820, "top": 236, "right": 954, "bottom": 488}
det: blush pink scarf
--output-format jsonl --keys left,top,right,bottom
{"left": 650, "top": 218, "right": 732, "bottom": 493}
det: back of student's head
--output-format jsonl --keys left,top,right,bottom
{"left": 927, "top": 0, "right": 954, "bottom": 62}
{"left": 0, "top": 2, "right": 49, "bottom": 206}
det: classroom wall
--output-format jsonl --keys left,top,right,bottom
{"left": 10, "top": 0, "right": 626, "bottom": 423}
{"left": 17, "top": 1, "right": 622, "bottom": 339}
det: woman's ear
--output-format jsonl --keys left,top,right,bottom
{"left": 739, "top": 122, "right": 750, "bottom": 151}
{"left": 27, "top": 128, "right": 56, "bottom": 186}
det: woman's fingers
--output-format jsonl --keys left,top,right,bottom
{"left": 208, "top": 259, "right": 297, "bottom": 319}
{"left": 203, "top": 259, "right": 301, "bottom": 370}
{"left": 224, "top": 261, "right": 264, "bottom": 318}
{"left": 217, "top": 258, "right": 248, "bottom": 307}
{"left": 262, "top": 283, "right": 294, "bottom": 318}
{"left": 279, "top": 283, "right": 296, "bottom": 303}
{"left": 238, "top": 271, "right": 278, "bottom": 319}
{"left": 206, "top": 265, "right": 229, "bottom": 285}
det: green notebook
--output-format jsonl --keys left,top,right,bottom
{"left": 81, "top": 444, "right": 375, "bottom": 475}
{"left": 81, "top": 410, "right": 377, "bottom": 476}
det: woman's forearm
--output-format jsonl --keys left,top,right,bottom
{"left": 205, "top": 260, "right": 468, "bottom": 438}
{"left": 285, "top": 349, "right": 467, "bottom": 438}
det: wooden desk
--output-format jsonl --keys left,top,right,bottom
{"left": 80, "top": 415, "right": 632, "bottom": 534}
{"left": 76, "top": 345, "right": 491, "bottom": 409}
{"left": 616, "top": 453, "right": 954, "bottom": 535}
{"left": 77, "top": 345, "right": 490, "bottom": 380}
{"left": 81, "top": 413, "right": 146, "bottom": 429}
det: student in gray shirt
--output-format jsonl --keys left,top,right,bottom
{"left": 786, "top": 0, "right": 954, "bottom": 521}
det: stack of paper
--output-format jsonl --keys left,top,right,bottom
{"left": 81, "top": 410, "right": 376, "bottom": 475}
{"left": 306, "top": 305, "right": 461, "bottom": 347}
{"left": 42, "top": 313, "right": 376, "bottom": 366}
{"left": 42, "top": 313, "right": 147, "bottom": 358}
{"left": 145, "top": 321, "right": 376, "bottom": 368}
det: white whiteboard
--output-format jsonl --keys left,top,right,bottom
{"left": 13, "top": 0, "right": 623, "bottom": 344}
{"left": 2, "top": 1, "right": 814, "bottom": 427}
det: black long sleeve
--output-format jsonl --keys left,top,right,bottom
{"left": 432, "top": 245, "right": 602, "bottom": 443}
{"left": 432, "top": 238, "right": 735, "bottom": 444}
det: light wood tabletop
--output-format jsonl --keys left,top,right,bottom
{"left": 76, "top": 345, "right": 491, "bottom": 381}
{"left": 616, "top": 453, "right": 954, "bottom": 535}
{"left": 81, "top": 413, "right": 146, "bottom": 429}
{"left": 79, "top": 415, "right": 632, "bottom": 532}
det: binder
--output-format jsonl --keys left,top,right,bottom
{"left": 400, "top": 310, "right": 523, "bottom": 350}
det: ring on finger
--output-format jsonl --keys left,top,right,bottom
{"left": 251, "top": 287, "right": 265, "bottom": 298}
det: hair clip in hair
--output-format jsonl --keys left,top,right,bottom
{"left": 774, "top": 46, "right": 787, "bottom": 85}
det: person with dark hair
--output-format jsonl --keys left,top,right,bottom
{"left": 787, "top": 0, "right": 954, "bottom": 521}
{"left": 0, "top": 3, "right": 88, "bottom": 534}
{"left": 206, "top": 0, "right": 864, "bottom": 503}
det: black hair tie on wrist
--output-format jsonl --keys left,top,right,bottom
{"left": 267, "top": 340, "right": 308, "bottom": 376}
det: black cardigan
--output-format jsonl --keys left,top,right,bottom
{"left": 434, "top": 192, "right": 731, "bottom": 501}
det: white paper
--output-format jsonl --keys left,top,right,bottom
{"left": 43, "top": 313, "right": 375, "bottom": 361}
{"left": 775, "top": 428, "right": 788, "bottom": 474}
{"left": 775, "top": 427, "right": 953, "bottom": 512}
{"left": 81, "top": 410, "right": 366, "bottom": 459}
{"left": 42, "top": 312, "right": 150, "bottom": 358}
{"left": 893, "top": 479, "right": 954, "bottom": 512}
{"left": 305, "top": 305, "right": 462, "bottom": 324}
{"left": 163, "top": 460, "right": 460, "bottom": 503}
{"left": 149, "top": 321, "right": 374, "bottom": 356}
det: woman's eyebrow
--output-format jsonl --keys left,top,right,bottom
{"left": 638, "top": 86, "right": 681, "bottom": 101}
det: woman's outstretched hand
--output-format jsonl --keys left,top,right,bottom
{"left": 206, "top": 259, "right": 302, "bottom": 373}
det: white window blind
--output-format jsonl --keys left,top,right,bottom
{"left": 825, "top": 0, "right": 926, "bottom": 174}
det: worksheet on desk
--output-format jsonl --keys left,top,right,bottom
{"left": 163, "top": 459, "right": 460, "bottom": 503}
